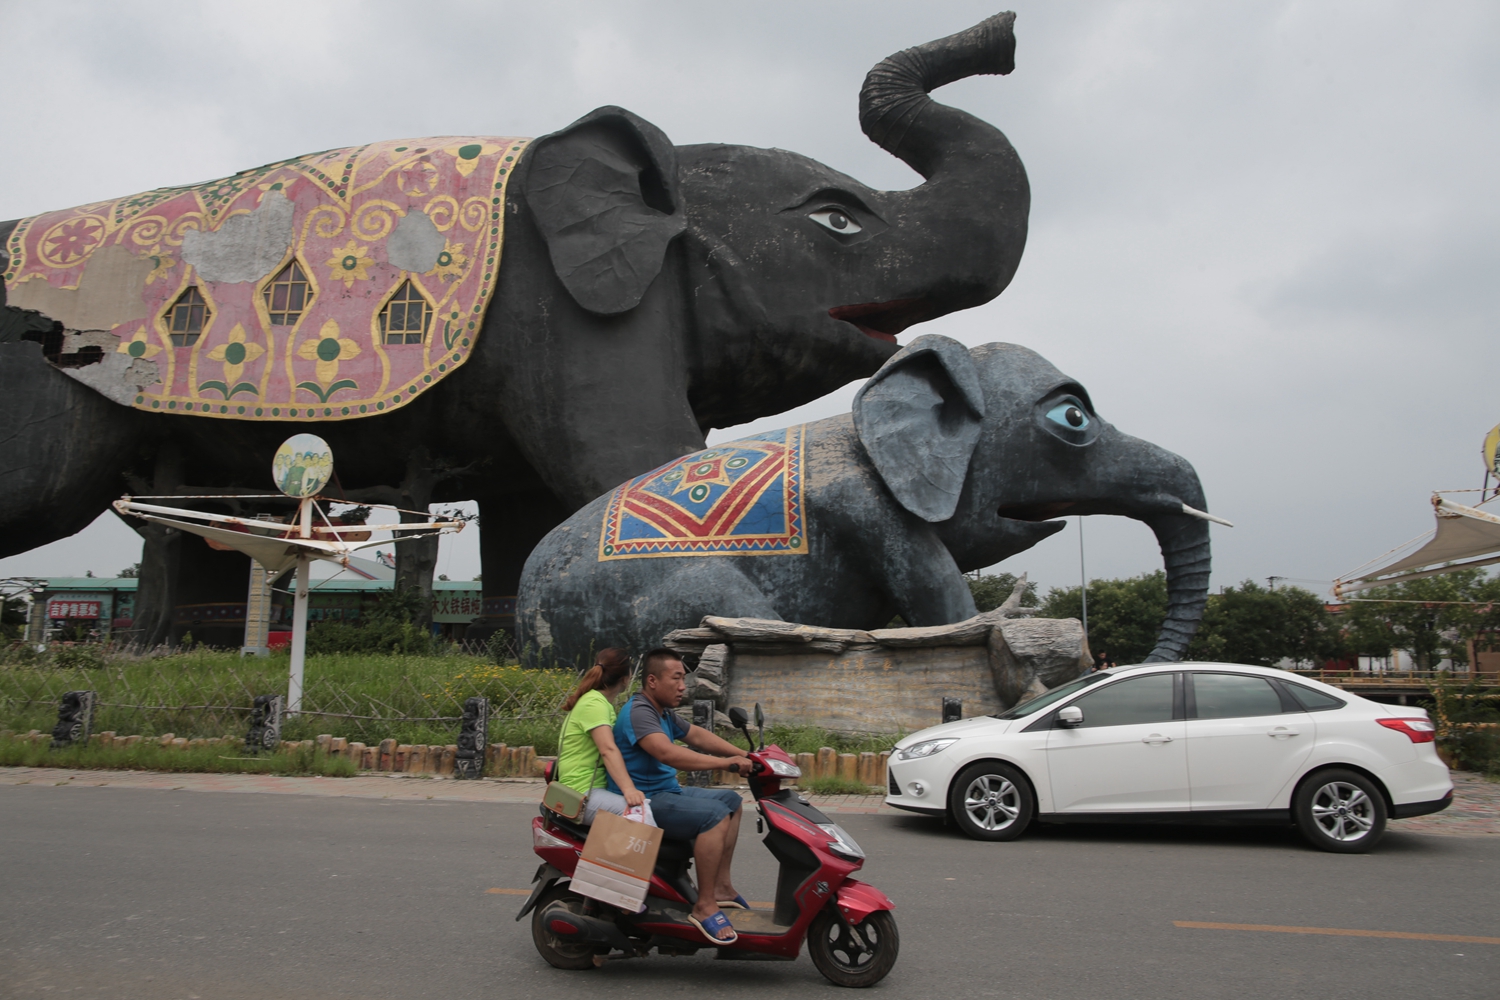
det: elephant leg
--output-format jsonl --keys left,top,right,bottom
{"left": 470, "top": 491, "right": 572, "bottom": 645}
{"left": 0, "top": 342, "right": 145, "bottom": 558}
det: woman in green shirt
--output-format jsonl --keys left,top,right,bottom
{"left": 557, "top": 648, "right": 652, "bottom": 824}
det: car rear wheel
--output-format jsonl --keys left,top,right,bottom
{"left": 1293, "top": 769, "right": 1387, "bottom": 853}
{"left": 948, "top": 761, "right": 1035, "bottom": 842}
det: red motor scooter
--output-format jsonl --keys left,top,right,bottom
{"left": 517, "top": 705, "right": 898, "bottom": 987}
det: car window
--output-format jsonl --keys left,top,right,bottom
{"left": 1070, "top": 674, "right": 1175, "bottom": 728}
{"left": 995, "top": 672, "right": 1110, "bottom": 719}
{"left": 1191, "top": 672, "right": 1285, "bottom": 720}
{"left": 1281, "top": 680, "right": 1346, "bottom": 712}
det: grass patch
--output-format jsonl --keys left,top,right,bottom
{"left": 799, "top": 775, "right": 880, "bottom": 796}
{"left": 0, "top": 736, "right": 357, "bottom": 777}
{"left": 0, "top": 648, "right": 578, "bottom": 752}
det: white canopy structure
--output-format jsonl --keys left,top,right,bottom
{"left": 109, "top": 498, "right": 460, "bottom": 576}
{"left": 1335, "top": 494, "right": 1500, "bottom": 596}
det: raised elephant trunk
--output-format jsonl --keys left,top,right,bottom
{"left": 859, "top": 12, "right": 1022, "bottom": 180}
{"left": 858, "top": 13, "right": 1029, "bottom": 312}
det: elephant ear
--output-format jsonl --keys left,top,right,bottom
{"left": 523, "top": 106, "right": 686, "bottom": 315}
{"left": 853, "top": 334, "right": 985, "bottom": 522}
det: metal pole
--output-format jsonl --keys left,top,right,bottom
{"left": 288, "top": 495, "right": 313, "bottom": 714}
{"left": 1078, "top": 516, "right": 1088, "bottom": 638}
{"left": 288, "top": 554, "right": 309, "bottom": 714}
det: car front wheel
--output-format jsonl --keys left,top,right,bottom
{"left": 1293, "top": 768, "right": 1387, "bottom": 853}
{"left": 948, "top": 761, "right": 1035, "bottom": 842}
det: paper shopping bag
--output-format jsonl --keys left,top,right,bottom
{"left": 574, "top": 809, "right": 663, "bottom": 911}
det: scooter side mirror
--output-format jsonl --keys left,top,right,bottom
{"left": 728, "top": 707, "right": 749, "bottom": 728}
{"left": 1056, "top": 705, "right": 1084, "bottom": 729}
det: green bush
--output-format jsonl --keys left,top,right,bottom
{"left": 305, "top": 586, "right": 437, "bottom": 655}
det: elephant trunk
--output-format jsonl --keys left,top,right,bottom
{"left": 1141, "top": 511, "right": 1212, "bottom": 662}
{"left": 859, "top": 12, "right": 1022, "bottom": 180}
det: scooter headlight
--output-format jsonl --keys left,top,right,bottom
{"left": 897, "top": 738, "right": 958, "bottom": 761}
{"left": 766, "top": 758, "right": 801, "bottom": 778}
{"left": 817, "top": 823, "right": 866, "bottom": 860}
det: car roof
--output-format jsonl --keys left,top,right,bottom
{"left": 1105, "top": 661, "right": 1298, "bottom": 678}
{"left": 1100, "top": 661, "right": 1359, "bottom": 698}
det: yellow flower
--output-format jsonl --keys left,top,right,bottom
{"left": 206, "top": 324, "right": 265, "bottom": 383}
{"left": 143, "top": 248, "right": 175, "bottom": 285}
{"left": 297, "top": 320, "right": 362, "bottom": 385}
{"left": 116, "top": 326, "right": 161, "bottom": 360}
{"left": 430, "top": 240, "right": 468, "bottom": 282}
{"left": 326, "top": 240, "right": 374, "bottom": 287}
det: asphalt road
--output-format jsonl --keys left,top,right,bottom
{"left": 2, "top": 785, "right": 1496, "bottom": 1000}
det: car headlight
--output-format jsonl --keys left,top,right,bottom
{"left": 766, "top": 758, "right": 801, "bottom": 778}
{"left": 897, "top": 738, "right": 958, "bottom": 761}
{"left": 818, "top": 823, "right": 865, "bottom": 860}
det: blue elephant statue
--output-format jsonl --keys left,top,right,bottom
{"left": 519, "top": 334, "right": 1218, "bottom": 667}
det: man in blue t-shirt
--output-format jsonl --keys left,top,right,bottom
{"left": 612, "top": 648, "right": 753, "bottom": 944}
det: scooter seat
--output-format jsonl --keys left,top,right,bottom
{"left": 656, "top": 838, "right": 694, "bottom": 862}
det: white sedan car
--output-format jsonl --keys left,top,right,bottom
{"left": 885, "top": 662, "right": 1452, "bottom": 852}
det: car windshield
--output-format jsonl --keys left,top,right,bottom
{"left": 992, "top": 672, "right": 1112, "bottom": 719}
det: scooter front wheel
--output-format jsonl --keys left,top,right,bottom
{"left": 807, "top": 905, "right": 898, "bottom": 988}
{"left": 530, "top": 883, "right": 597, "bottom": 971}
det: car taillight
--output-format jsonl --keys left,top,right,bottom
{"left": 1377, "top": 718, "right": 1436, "bottom": 743}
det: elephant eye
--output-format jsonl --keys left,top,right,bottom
{"left": 1046, "top": 400, "right": 1089, "bottom": 430}
{"left": 808, "top": 208, "right": 863, "bottom": 235}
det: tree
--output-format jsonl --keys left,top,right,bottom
{"left": 1039, "top": 572, "right": 1168, "bottom": 665}
{"left": 1341, "top": 569, "right": 1500, "bottom": 670}
{"left": 968, "top": 572, "right": 1038, "bottom": 612}
{"left": 117, "top": 563, "right": 140, "bottom": 578}
{"left": 1188, "top": 581, "right": 1344, "bottom": 667}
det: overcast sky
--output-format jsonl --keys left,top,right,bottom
{"left": 2, "top": 0, "right": 1496, "bottom": 597}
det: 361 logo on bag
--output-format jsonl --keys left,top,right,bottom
{"left": 626, "top": 836, "right": 649, "bottom": 854}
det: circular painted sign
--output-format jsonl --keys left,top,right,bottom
{"left": 1485, "top": 424, "right": 1500, "bottom": 480}
{"left": 272, "top": 434, "right": 334, "bottom": 498}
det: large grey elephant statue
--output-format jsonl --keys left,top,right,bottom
{"left": 519, "top": 335, "right": 1218, "bottom": 666}
{"left": 0, "top": 13, "right": 1029, "bottom": 642}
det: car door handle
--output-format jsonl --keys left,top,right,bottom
{"left": 1267, "top": 728, "right": 1300, "bottom": 739}
{"left": 1142, "top": 734, "right": 1173, "bottom": 744}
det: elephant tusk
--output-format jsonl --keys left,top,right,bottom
{"left": 1181, "top": 503, "right": 1233, "bottom": 527}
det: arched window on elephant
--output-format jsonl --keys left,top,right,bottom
{"left": 379, "top": 280, "right": 431, "bottom": 345}
{"left": 165, "top": 287, "right": 210, "bottom": 347}
{"left": 262, "top": 261, "right": 314, "bottom": 326}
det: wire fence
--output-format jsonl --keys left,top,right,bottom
{"left": 0, "top": 644, "right": 578, "bottom": 751}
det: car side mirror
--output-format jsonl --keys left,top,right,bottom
{"left": 1057, "top": 705, "right": 1084, "bottom": 729}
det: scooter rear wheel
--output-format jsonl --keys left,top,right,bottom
{"left": 807, "top": 905, "right": 898, "bottom": 988}
{"left": 530, "top": 883, "right": 597, "bottom": 971}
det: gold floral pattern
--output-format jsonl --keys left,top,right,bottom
{"left": 430, "top": 240, "right": 469, "bottom": 282}
{"left": 206, "top": 324, "right": 265, "bottom": 383}
{"left": 296, "top": 320, "right": 362, "bottom": 400}
{"left": 325, "top": 240, "right": 374, "bottom": 287}
{"left": 116, "top": 327, "right": 162, "bottom": 360}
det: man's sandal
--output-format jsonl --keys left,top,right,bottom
{"left": 717, "top": 894, "right": 751, "bottom": 910}
{"left": 688, "top": 909, "right": 738, "bottom": 945}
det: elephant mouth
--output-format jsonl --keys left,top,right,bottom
{"left": 996, "top": 501, "right": 1077, "bottom": 521}
{"left": 829, "top": 297, "right": 932, "bottom": 342}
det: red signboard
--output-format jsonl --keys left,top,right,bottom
{"left": 48, "top": 600, "right": 102, "bottom": 619}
